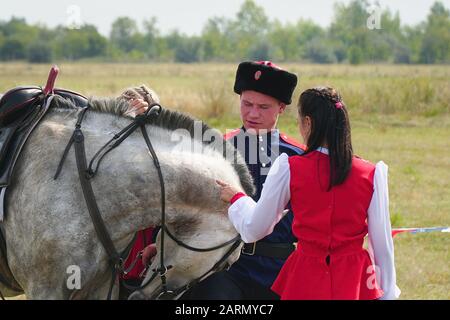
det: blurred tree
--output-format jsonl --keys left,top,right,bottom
{"left": 27, "top": 41, "right": 53, "bottom": 63}
{"left": 403, "top": 24, "right": 425, "bottom": 63}
{"left": 142, "top": 17, "right": 160, "bottom": 59}
{"left": 53, "top": 25, "right": 106, "bottom": 60}
{"left": 84, "top": 25, "right": 107, "bottom": 57}
{"left": 234, "top": 0, "right": 269, "bottom": 36}
{"left": 0, "top": 38, "right": 26, "bottom": 60}
{"left": 348, "top": 46, "right": 363, "bottom": 65}
{"left": 329, "top": 0, "right": 370, "bottom": 63}
{"left": 201, "top": 17, "right": 231, "bottom": 61}
{"left": 0, "top": 31, "right": 4, "bottom": 50}
{"left": 166, "top": 31, "right": 204, "bottom": 63}
{"left": 248, "top": 41, "right": 273, "bottom": 61}
{"left": 305, "top": 38, "right": 337, "bottom": 63}
{"left": 296, "top": 19, "right": 326, "bottom": 61}
{"left": 268, "top": 21, "right": 300, "bottom": 61}
{"left": 420, "top": 1, "right": 450, "bottom": 63}
{"left": 0, "top": 17, "right": 38, "bottom": 60}
{"left": 229, "top": 0, "right": 270, "bottom": 59}
{"left": 0, "top": 1, "right": 448, "bottom": 64}
{"left": 110, "top": 17, "right": 140, "bottom": 53}
{"left": 0, "top": 17, "right": 38, "bottom": 41}
{"left": 368, "top": 9, "right": 402, "bottom": 62}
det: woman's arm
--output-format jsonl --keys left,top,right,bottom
{"left": 367, "top": 161, "right": 401, "bottom": 300}
{"left": 226, "top": 153, "right": 291, "bottom": 243}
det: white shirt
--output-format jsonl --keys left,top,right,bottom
{"left": 228, "top": 150, "right": 400, "bottom": 300}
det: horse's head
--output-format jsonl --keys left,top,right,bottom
{"left": 129, "top": 205, "right": 243, "bottom": 300}
{"left": 127, "top": 143, "right": 249, "bottom": 300}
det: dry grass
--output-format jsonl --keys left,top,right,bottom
{"left": 1, "top": 63, "right": 449, "bottom": 119}
{"left": 0, "top": 62, "right": 448, "bottom": 300}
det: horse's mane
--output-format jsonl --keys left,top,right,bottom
{"left": 51, "top": 95, "right": 255, "bottom": 196}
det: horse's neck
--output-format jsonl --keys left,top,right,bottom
{"left": 43, "top": 108, "right": 234, "bottom": 247}
{"left": 43, "top": 109, "right": 163, "bottom": 245}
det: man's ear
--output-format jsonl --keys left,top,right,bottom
{"left": 279, "top": 103, "right": 287, "bottom": 114}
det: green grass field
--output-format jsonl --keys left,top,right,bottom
{"left": 1, "top": 63, "right": 449, "bottom": 300}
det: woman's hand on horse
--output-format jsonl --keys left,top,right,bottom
{"left": 216, "top": 180, "right": 240, "bottom": 203}
{"left": 142, "top": 243, "right": 157, "bottom": 266}
{"left": 126, "top": 98, "right": 149, "bottom": 117}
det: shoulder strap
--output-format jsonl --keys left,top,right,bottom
{"left": 223, "top": 128, "right": 241, "bottom": 140}
{"left": 279, "top": 132, "right": 306, "bottom": 151}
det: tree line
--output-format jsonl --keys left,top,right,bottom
{"left": 0, "top": 0, "right": 449, "bottom": 64}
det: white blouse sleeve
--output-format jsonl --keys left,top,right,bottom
{"left": 367, "top": 161, "right": 401, "bottom": 300}
{"left": 228, "top": 153, "right": 291, "bottom": 243}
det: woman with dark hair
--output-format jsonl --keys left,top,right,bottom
{"left": 217, "top": 87, "right": 400, "bottom": 300}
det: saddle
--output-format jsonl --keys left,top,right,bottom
{"left": 0, "top": 71, "right": 88, "bottom": 220}
{"left": 0, "top": 66, "right": 87, "bottom": 295}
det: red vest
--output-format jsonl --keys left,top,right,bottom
{"left": 290, "top": 151, "right": 375, "bottom": 251}
{"left": 272, "top": 151, "right": 383, "bottom": 300}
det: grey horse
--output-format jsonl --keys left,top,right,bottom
{"left": 0, "top": 94, "right": 253, "bottom": 299}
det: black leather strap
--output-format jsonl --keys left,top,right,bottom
{"left": 242, "top": 242, "right": 295, "bottom": 260}
{"left": 73, "top": 127, "right": 122, "bottom": 266}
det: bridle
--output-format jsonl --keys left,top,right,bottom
{"left": 54, "top": 102, "right": 242, "bottom": 300}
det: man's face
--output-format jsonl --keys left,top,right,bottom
{"left": 240, "top": 90, "right": 286, "bottom": 134}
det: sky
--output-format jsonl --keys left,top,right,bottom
{"left": 1, "top": 0, "right": 449, "bottom": 36}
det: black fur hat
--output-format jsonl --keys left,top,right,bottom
{"left": 233, "top": 61, "right": 298, "bottom": 104}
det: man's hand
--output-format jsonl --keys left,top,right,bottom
{"left": 125, "top": 98, "right": 149, "bottom": 117}
{"left": 216, "top": 180, "right": 241, "bottom": 203}
{"left": 142, "top": 243, "right": 157, "bottom": 266}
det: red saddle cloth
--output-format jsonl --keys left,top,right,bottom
{"left": 121, "top": 228, "right": 154, "bottom": 280}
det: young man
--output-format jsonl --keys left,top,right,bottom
{"left": 181, "top": 61, "right": 304, "bottom": 299}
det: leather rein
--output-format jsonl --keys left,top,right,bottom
{"left": 54, "top": 103, "right": 241, "bottom": 300}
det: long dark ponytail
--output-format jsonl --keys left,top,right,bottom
{"left": 298, "top": 87, "right": 353, "bottom": 190}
